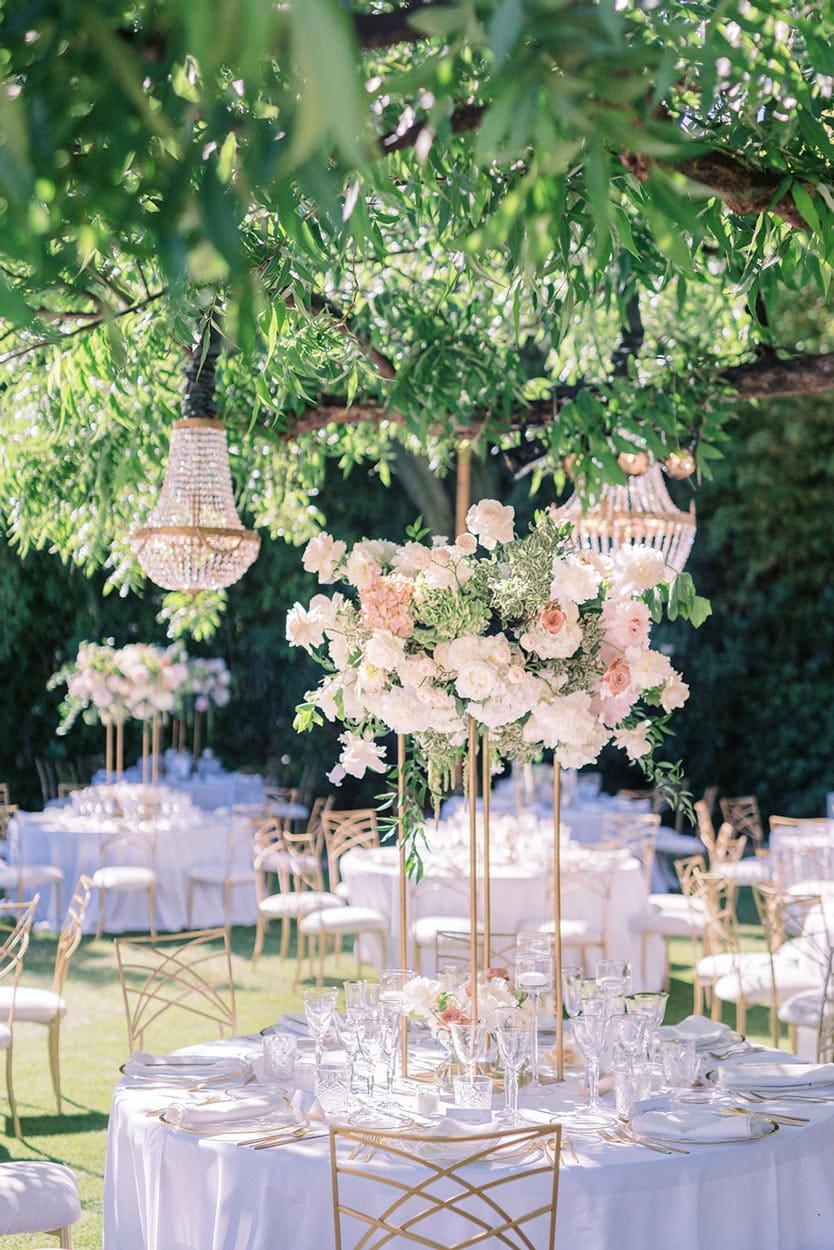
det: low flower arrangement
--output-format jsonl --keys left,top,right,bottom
{"left": 402, "top": 970, "right": 536, "bottom": 1040}
{"left": 288, "top": 500, "right": 708, "bottom": 846}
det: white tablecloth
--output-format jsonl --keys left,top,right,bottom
{"left": 103, "top": 1034, "right": 834, "bottom": 1250}
{"left": 340, "top": 841, "right": 665, "bottom": 990}
{"left": 92, "top": 767, "right": 265, "bottom": 812}
{"left": 8, "top": 809, "right": 258, "bottom": 932}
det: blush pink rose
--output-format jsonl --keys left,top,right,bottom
{"left": 540, "top": 601, "right": 567, "bottom": 634}
{"left": 359, "top": 574, "right": 415, "bottom": 638}
{"left": 602, "top": 658, "right": 631, "bottom": 697}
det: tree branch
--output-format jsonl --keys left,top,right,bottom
{"left": 0, "top": 290, "right": 167, "bottom": 367}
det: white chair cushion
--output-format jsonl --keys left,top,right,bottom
{"left": 712, "top": 955, "right": 821, "bottom": 1006}
{"left": 0, "top": 1023, "right": 11, "bottom": 1051}
{"left": 0, "top": 985, "right": 65, "bottom": 1025}
{"left": 631, "top": 897, "right": 704, "bottom": 938}
{"left": 258, "top": 892, "right": 343, "bottom": 920}
{"left": 714, "top": 859, "right": 771, "bottom": 886}
{"left": 0, "top": 864, "right": 64, "bottom": 887}
{"left": 334, "top": 881, "right": 351, "bottom": 901}
{"left": 538, "top": 917, "right": 603, "bottom": 945}
{"left": 655, "top": 831, "right": 703, "bottom": 857}
{"left": 300, "top": 906, "right": 387, "bottom": 936}
{"left": 410, "top": 916, "right": 470, "bottom": 947}
{"left": 92, "top": 866, "right": 156, "bottom": 890}
{"left": 0, "top": 1161, "right": 80, "bottom": 1235}
{"left": 778, "top": 988, "right": 825, "bottom": 1029}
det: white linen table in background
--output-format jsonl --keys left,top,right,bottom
{"left": 103, "top": 1033, "right": 834, "bottom": 1250}
{"left": 8, "top": 809, "right": 258, "bottom": 932}
{"left": 340, "top": 840, "right": 665, "bottom": 989}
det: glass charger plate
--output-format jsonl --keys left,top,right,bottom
{"left": 638, "top": 1117, "right": 779, "bottom": 1146}
{"left": 120, "top": 1057, "right": 248, "bottom": 1086}
{"left": 158, "top": 1105, "right": 298, "bottom": 1135}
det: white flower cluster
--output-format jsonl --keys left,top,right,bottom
{"left": 400, "top": 972, "right": 534, "bottom": 1039}
{"left": 287, "top": 502, "right": 690, "bottom": 788}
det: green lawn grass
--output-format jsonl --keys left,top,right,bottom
{"left": 1, "top": 919, "right": 777, "bottom": 1250}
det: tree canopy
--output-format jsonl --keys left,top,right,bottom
{"left": 1, "top": 1, "right": 834, "bottom": 624}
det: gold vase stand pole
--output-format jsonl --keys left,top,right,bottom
{"left": 151, "top": 716, "right": 161, "bottom": 785}
{"left": 193, "top": 710, "right": 202, "bottom": 765}
{"left": 482, "top": 733, "right": 491, "bottom": 969}
{"left": 116, "top": 720, "right": 124, "bottom": 780}
{"left": 467, "top": 717, "right": 479, "bottom": 1023}
{"left": 397, "top": 735, "right": 409, "bottom": 1078}
{"left": 105, "top": 721, "right": 113, "bottom": 785}
{"left": 552, "top": 761, "right": 564, "bottom": 1081}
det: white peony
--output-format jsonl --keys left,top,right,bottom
{"left": 336, "top": 731, "right": 389, "bottom": 779}
{"left": 455, "top": 659, "right": 499, "bottom": 702}
{"left": 466, "top": 499, "right": 515, "bottom": 550}
{"left": 660, "top": 676, "right": 690, "bottom": 712}
{"left": 613, "top": 721, "right": 653, "bottom": 760}
{"left": 549, "top": 556, "right": 603, "bottom": 604}
{"left": 612, "top": 546, "right": 668, "bottom": 594}
{"left": 626, "top": 647, "right": 675, "bottom": 692}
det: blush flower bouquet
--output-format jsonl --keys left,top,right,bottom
{"left": 401, "top": 970, "right": 534, "bottom": 1041}
{"left": 288, "top": 501, "right": 706, "bottom": 817}
{"left": 49, "top": 640, "right": 191, "bottom": 731}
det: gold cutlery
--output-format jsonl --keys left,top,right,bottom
{"left": 604, "top": 1125, "right": 689, "bottom": 1155}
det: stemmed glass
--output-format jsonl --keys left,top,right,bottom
{"left": 595, "top": 960, "right": 632, "bottom": 1001}
{"left": 344, "top": 980, "right": 379, "bottom": 1017}
{"left": 514, "top": 941, "right": 553, "bottom": 1092}
{"left": 302, "top": 986, "right": 338, "bottom": 1072}
{"left": 354, "top": 1009, "right": 385, "bottom": 1107}
{"left": 449, "top": 1018, "right": 488, "bottom": 1086}
{"left": 572, "top": 997, "right": 613, "bottom": 1123}
{"left": 561, "top": 965, "right": 585, "bottom": 1019}
{"left": 495, "top": 1008, "right": 533, "bottom": 1125}
{"left": 333, "top": 1011, "right": 363, "bottom": 1092}
{"left": 379, "top": 968, "right": 414, "bottom": 1088}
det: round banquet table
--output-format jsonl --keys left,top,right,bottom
{"left": 339, "top": 842, "right": 666, "bottom": 990}
{"left": 103, "top": 1033, "right": 834, "bottom": 1250}
{"left": 8, "top": 808, "right": 259, "bottom": 933}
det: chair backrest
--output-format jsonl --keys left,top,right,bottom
{"left": 719, "top": 795, "right": 764, "bottom": 846}
{"left": 98, "top": 824, "right": 157, "bottom": 872}
{"left": 434, "top": 929, "right": 519, "bottom": 976}
{"left": 305, "top": 795, "right": 335, "bottom": 850}
{"left": 322, "top": 809, "right": 379, "bottom": 889}
{"left": 329, "top": 1121, "right": 560, "bottom": 1250}
{"left": 599, "top": 810, "right": 659, "bottom": 891}
{"left": 0, "top": 897, "right": 39, "bottom": 1018}
{"left": 114, "top": 927, "right": 236, "bottom": 1052}
{"left": 694, "top": 803, "right": 747, "bottom": 867}
{"left": 253, "top": 819, "right": 326, "bottom": 899}
{"left": 52, "top": 876, "right": 94, "bottom": 997}
{"left": 689, "top": 871, "right": 736, "bottom": 956}
{"left": 674, "top": 853, "right": 707, "bottom": 897}
{"left": 0, "top": 784, "right": 9, "bottom": 807}
{"left": 769, "top": 840, "right": 833, "bottom": 891}
{"left": 769, "top": 815, "right": 829, "bottom": 838}
{"left": 35, "top": 758, "right": 58, "bottom": 806}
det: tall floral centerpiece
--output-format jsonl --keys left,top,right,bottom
{"left": 50, "top": 641, "right": 190, "bottom": 782}
{"left": 288, "top": 500, "right": 707, "bottom": 1073}
{"left": 179, "top": 656, "right": 232, "bottom": 761}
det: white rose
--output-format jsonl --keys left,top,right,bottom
{"left": 455, "top": 532, "right": 477, "bottom": 555}
{"left": 465, "top": 499, "right": 515, "bottom": 550}
{"left": 612, "top": 546, "right": 668, "bottom": 594}
{"left": 364, "top": 630, "right": 405, "bottom": 671}
{"left": 454, "top": 659, "right": 498, "bottom": 701}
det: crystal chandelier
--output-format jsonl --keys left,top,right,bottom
{"left": 552, "top": 460, "right": 696, "bottom": 575}
{"left": 130, "top": 325, "right": 260, "bottom": 593}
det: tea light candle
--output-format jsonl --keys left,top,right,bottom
{"left": 416, "top": 1086, "right": 439, "bottom": 1116}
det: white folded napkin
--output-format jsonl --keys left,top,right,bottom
{"left": 717, "top": 1058, "right": 834, "bottom": 1090}
{"left": 165, "top": 1092, "right": 290, "bottom": 1130}
{"left": 129, "top": 1050, "right": 222, "bottom": 1068}
{"left": 657, "top": 1017, "right": 733, "bottom": 1047}
{"left": 631, "top": 1107, "right": 762, "bottom": 1142}
{"left": 275, "top": 1013, "right": 311, "bottom": 1038}
{"left": 122, "top": 1051, "right": 245, "bottom": 1081}
{"left": 421, "top": 1119, "right": 500, "bottom": 1160}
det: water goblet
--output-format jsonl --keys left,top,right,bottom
{"left": 354, "top": 1009, "right": 385, "bottom": 1108}
{"left": 495, "top": 1008, "right": 533, "bottom": 1125}
{"left": 449, "top": 1018, "right": 488, "bottom": 1086}
{"left": 314, "top": 1055, "right": 353, "bottom": 1119}
{"left": 660, "top": 1038, "right": 700, "bottom": 1098}
{"left": 302, "top": 986, "right": 338, "bottom": 1072}
{"left": 344, "top": 980, "right": 379, "bottom": 1018}
{"left": 379, "top": 968, "right": 414, "bottom": 1087}
{"left": 262, "top": 1031, "right": 297, "bottom": 1086}
{"left": 333, "top": 1011, "right": 363, "bottom": 1091}
{"left": 514, "top": 947, "right": 553, "bottom": 1091}
{"left": 595, "top": 959, "right": 632, "bottom": 1000}
{"left": 572, "top": 997, "right": 613, "bottom": 1123}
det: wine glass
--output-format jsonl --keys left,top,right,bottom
{"left": 302, "top": 986, "right": 338, "bottom": 1071}
{"left": 354, "top": 1009, "right": 385, "bottom": 1107}
{"left": 332, "top": 1011, "right": 363, "bottom": 1091}
{"left": 561, "top": 965, "right": 585, "bottom": 1019}
{"left": 572, "top": 997, "right": 613, "bottom": 1123}
{"left": 514, "top": 946, "right": 553, "bottom": 1091}
{"left": 379, "top": 968, "right": 414, "bottom": 1087}
{"left": 449, "top": 1018, "right": 488, "bottom": 1086}
{"left": 344, "top": 980, "right": 379, "bottom": 1018}
{"left": 495, "top": 1008, "right": 533, "bottom": 1125}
